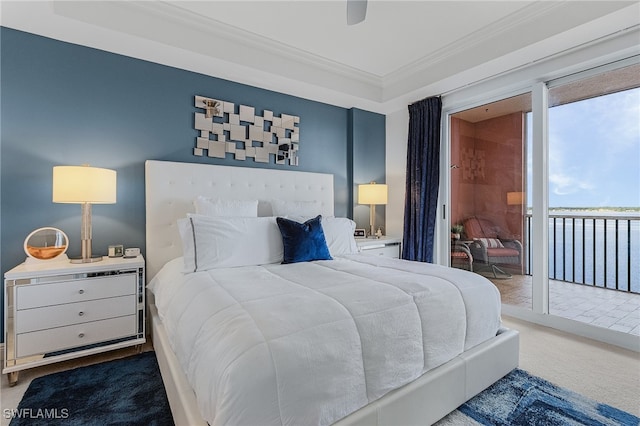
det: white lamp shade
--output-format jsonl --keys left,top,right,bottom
{"left": 53, "top": 166, "right": 117, "bottom": 204}
{"left": 507, "top": 191, "right": 524, "bottom": 205}
{"left": 358, "top": 183, "right": 388, "bottom": 205}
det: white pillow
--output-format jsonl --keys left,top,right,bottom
{"left": 178, "top": 214, "right": 283, "bottom": 272}
{"left": 194, "top": 197, "right": 258, "bottom": 217}
{"left": 270, "top": 199, "right": 321, "bottom": 217}
{"left": 321, "top": 217, "right": 359, "bottom": 256}
{"left": 178, "top": 218, "right": 197, "bottom": 272}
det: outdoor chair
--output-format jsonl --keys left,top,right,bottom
{"left": 451, "top": 240, "right": 474, "bottom": 272}
{"left": 462, "top": 216, "right": 523, "bottom": 278}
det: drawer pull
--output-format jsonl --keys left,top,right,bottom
{"left": 78, "top": 333, "right": 85, "bottom": 338}
{"left": 78, "top": 311, "right": 84, "bottom": 316}
{"left": 78, "top": 289, "right": 85, "bottom": 295}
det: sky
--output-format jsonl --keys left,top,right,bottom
{"left": 527, "top": 87, "right": 640, "bottom": 209}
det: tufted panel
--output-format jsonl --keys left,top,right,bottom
{"left": 145, "top": 160, "right": 334, "bottom": 282}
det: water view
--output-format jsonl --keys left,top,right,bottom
{"left": 526, "top": 209, "right": 640, "bottom": 293}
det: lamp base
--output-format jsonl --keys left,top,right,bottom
{"left": 72, "top": 233, "right": 103, "bottom": 263}
{"left": 69, "top": 255, "right": 104, "bottom": 264}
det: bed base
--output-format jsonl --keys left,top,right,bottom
{"left": 149, "top": 292, "right": 519, "bottom": 426}
{"left": 144, "top": 161, "right": 519, "bottom": 425}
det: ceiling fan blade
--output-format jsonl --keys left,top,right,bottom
{"left": 347, "top": 0, "right": 367, "bottom": 25}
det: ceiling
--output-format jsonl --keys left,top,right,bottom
{"left": 1, "top": 1, "right": 639, "bottom": 113}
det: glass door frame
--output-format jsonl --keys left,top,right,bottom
{"left": 440, "top": 56, "right": 640, "bottom": 351}
{"left": 440, "top": 85, "right": 545, "bottom": 309}
{"left": 441, "top": 83, "right": 550, "bottom": 317}
{"left": 530, "top": 82, "right": 549, "bottom": 315}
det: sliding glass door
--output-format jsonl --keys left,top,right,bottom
{"left": 546, "top": 63, "right": 640, "bottom": 326}
{"left": 449, "top": 93, "right": 532, "bottom": 310}
{"left": 446, "top": 59, "right": 639, "bottom": 333}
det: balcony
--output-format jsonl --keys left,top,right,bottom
{"left": 492, "top": 276, "right": 639, "bottom": 336}
{"left": 462, "top": 213, "right": 640, "bottom": 336}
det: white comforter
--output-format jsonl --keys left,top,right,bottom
{"left": 149, "top": 255, "right": 501, "bottom": 426}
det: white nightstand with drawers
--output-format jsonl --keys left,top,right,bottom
{"left": 3, "top": 256, "right": 146, "bottom": 385}
{"left": 356, "top": 237, "right": 402, "bottom": 259}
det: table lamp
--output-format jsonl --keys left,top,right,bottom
{"left": 358, "top": 182, "right": 388, "bottom": 237}
{"left": 53, "top": 165, "right": 117, "bottom": 263}
{"left": 507, "top": 191, "right": 524, "bottom": 205}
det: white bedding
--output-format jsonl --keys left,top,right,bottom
{"left": 148, "top": 255, "right": 502, "bottom": 426}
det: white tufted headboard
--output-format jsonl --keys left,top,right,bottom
{"left": 145, "top": 160, "right": 334, "bottom": 281}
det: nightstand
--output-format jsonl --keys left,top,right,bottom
{"left": 356, "top": 237, "right": 402, "bottom": 258}
{"left": 3, "top": 256, "right": 146, "bottom": 385}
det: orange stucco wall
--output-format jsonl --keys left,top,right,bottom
{"left": 451, "top": 113, "right": 525, "bottom": 241}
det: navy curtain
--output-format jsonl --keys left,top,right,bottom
{"left": 402, "top": 96, "right": 442, "bottom": 262}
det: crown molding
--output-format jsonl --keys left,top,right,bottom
{"left": 3, "top": 1, "right": 637, "bottom": 115}
{"left": 382, "top": 2, "right": 640, "bottom": 107}
{"left": 383, "top": 2, "right": 565, "bottom": 89}
{"left": 52, "top": 1, "right": 384, "bottom": 101}
{"left": 134, "top": 1, "right": 382, "bottom": 85}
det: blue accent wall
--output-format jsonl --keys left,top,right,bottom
{"left": 350, "top": 108, "right": 386, "bottom": 234}
{"left": 0, "top": 28, "right": 385, "bottom": 341}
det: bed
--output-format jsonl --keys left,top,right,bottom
{"left": 145, "top": 160, "right": 519, "bottom": 426}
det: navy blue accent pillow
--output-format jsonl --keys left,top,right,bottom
{"left": 276, "top": 215, "right": 333, "bottom": 264}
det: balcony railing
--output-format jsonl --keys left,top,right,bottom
{"left": 524, "top": 213, "right": 639, "bottom": 294}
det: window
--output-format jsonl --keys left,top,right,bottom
{"left": 445, "top": 60, "right": 639, "bottom": 342}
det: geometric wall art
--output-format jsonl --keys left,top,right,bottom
{"left": 193, "top": 95, "right": 300, "bottom": 166}
{"left": 461, "top": 147, "right": 485, "bottom": 181}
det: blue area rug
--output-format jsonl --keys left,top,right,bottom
{"left": 10, "top": 351, "right": 173, "bottom": 426}
{"left": 453, "top": 368, "right": 638, "bottom": 426}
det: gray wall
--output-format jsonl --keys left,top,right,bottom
{"left": 0, "top": 28, "right": 386, "bottom": 341}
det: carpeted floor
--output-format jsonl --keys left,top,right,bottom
{"left": 8, "top": 351, "right": 639, "bottom": 425}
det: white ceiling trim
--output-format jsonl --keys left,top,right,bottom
{"left": 1, "top": 1, "right": 638, "bottom": 115}
{"left": 0, "top": 1, "right": 389, "bottom": 111}
{"left": 52, "top": 0, "right": 569, "bottom": 99}
{"left": 384, "top": 21, "right": 640, "bottom": 114}
{"left": 383, "top": 1, "right": 564, "bottom": 88}
{"left": 51, "top": 1, "right": 385, "bottom": 102}
{"left": 113, "top": 1, "right": 384, "bottom": 85}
